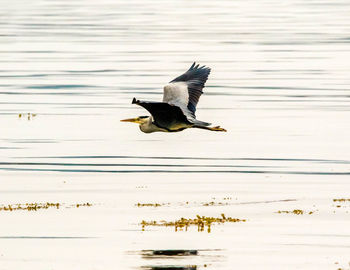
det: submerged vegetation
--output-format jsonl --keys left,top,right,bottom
{"left": 18, "top": 113, "right": 37, "bottom": 120}
{"left": 74, "top": 203, "right": 92, "bottom": 208}
{"left": 136, "top": 203, "right": 168, "bottom": 207}
{"left": 135, "top": 197, "right": 234, "bottom": 208}
{"left": 141, "top": 214, "right": 246, "bottom": 233}
{"left": 201, "top": 201, "right": 229, "bottom": 206}
{"left": 333, "top": 198, "right": 350, "bottom": 202}
{"left": 135, "top": 201, "right": 230, "bottom": 207}
{"left": 276, "top": 209, "right": 315, "bottom": 215}
{"left": 0, "top": 202, "right": 92, "bottom": 212}
{"left": 332, "top": 198, "right": 350, "bottom": 209}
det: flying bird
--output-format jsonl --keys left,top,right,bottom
{"left": 121, "top": 62, "right": 226, "bottom": 133}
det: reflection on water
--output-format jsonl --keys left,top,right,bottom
{"left": 1, "top": 0, "right": 350, "bottom": 269}
{"left": 142, "top": 250, "right": 198, "bottom": 257}
{"left": 142, "top": 266, "right": 197, "bottom": 270}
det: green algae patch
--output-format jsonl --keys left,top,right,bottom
{"left": 276, "top": 209, "right": 315, "bottom": 215}
{"left": 0, "top": 202, "right": 93, "bottom": 212}
{"left": 140, "top": 214, "right": 246, "bottom": 233}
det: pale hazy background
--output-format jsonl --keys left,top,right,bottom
{"left": 1, "top": 1, "right": 350, "bottom": 269}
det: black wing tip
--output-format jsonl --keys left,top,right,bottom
{"left": 132, "top": 97, "right": 139, "bottom": 104}
{"left": 189, "top": 62, "right": 211, "bottom": 72}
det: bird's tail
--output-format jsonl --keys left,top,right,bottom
{"left": 190, "top": 119, "right": 211, "bottom": 126}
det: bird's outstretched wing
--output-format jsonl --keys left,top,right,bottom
{"left": 132, "top": 98, "right": 190, "bottom": 130}
{"left": 163, "top": 62, "right": 211, "bottom": 121}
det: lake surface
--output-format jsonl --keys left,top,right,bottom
{"left": 1, "top": 0, "right": 350, "bottom": 269}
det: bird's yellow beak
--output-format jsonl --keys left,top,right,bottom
{"left": 120, "top": 117, "right": 141, "bottom": 124}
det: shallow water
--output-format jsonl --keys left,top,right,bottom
{"left": 1, "top": 0, "right": 350, "bottom": 269}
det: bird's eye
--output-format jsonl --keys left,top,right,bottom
{"left": 139, "top": 116, "right": 148, "bottom": 119}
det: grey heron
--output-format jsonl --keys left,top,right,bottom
{"left": 121, "top": 62, "right": 226, "bottom": 133}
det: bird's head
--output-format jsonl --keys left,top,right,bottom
{"left": 120, "top": 116, "right": 150, "bottom": 125}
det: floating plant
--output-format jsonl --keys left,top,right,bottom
{"left": 0, "top": 202, "right": 93, "bottom": 212}
{"left": 276, "top": 209, "right": 315, "bottom": 215}
{"left": 201, "top": 201, "right": 229, "bottom": 206}
{"left": 18, "top": 113, "right": 37, "bottom": 120}
{"left": 135, "top": 200, "right": 230, "bottom": 208}
{"left": 140, "top": 214, "right": 246, "bottom": 233}
{"left": 333, "top": 198, "right": 350, "bottom": 202}
{"left": 136, "top": 203, "right": 169, "bottom": 207}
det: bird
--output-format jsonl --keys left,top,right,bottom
{"left": 121, "top": 62, "right": 226, "bottom": 133}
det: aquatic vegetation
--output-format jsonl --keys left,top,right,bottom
{"left": 136, "top": 203, "right": 168, "bottom": 207}
{"left": 336, "top": 266, "right": 350, "bottom": 270}
{"left": 332, "top": 199, "right": 350, "bottom": 209}
{"left": 333, "top": 198, "right": 350, "bottom": 202}
{"left": 276, "top": 209, "right": 315, "bottom": 215}
{"left": 135, "top": 200, "right": 231, "bottom": 208}
{"left": 0, "top": 202, "right": 92, "bottom": 212}
{"left": 75, "top": 203, "right": 92, "bottom": 208}
{"left": 18, "top": 113, "right": 37, "bottom": 120}
{"left": 201, "top": 201, "right": 228, "bottom": 206}
{"left": 141, "top": 214, "right": 246, "bottom": 233}
{"left": 0, "top": 203, "right": 60, "bottom": 211}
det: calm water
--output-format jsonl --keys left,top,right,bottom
{"left": 1, "top": 0, "right": 350, "bottom": 269}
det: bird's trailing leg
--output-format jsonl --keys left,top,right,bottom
{"left": 193, "top": 125, "right": 227, "bottom": 132}
{"left": 209, "top": 126, "right": 227, "bottom": 132}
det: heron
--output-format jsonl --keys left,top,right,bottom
{"left": 121, "top": 62, "right": 226, "bottom": 133}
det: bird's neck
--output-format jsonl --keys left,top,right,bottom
{"left": 139, "top": 116, "right": 168, "bottom": 133}
{"left": 139, "top": 117, "right": 157, "bottom": 133}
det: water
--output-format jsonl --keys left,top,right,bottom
{"left": 1, "top": 0, "right": 350, "bottom": 269}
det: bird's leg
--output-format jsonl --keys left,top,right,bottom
{"left": 208, "top": 126, "right": 227, "bottom": 132}
{"left": 193, "top": 125, "right": 227, "bottom": 132}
